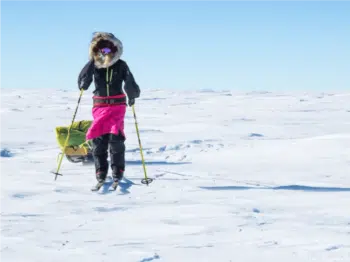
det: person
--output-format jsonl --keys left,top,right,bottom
{"left": 77, "top": 32, "right": 140, "bottom": 184}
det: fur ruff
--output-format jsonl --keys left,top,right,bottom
{"left": 89, "top": 32, "right": 123, "bottom": 69}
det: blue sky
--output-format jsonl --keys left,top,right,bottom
{"left": 1, "top": 1, "right": 349, "bottom": 92}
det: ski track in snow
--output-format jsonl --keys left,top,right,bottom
{"left": 1, "top": 89, "right": 350, "bottom": 262}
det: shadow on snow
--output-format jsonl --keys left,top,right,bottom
{"left": 199, "top": 185, "right": 350, "bottom": 192}
{"left": 100, "top": 176, "right": 136, "bottom": 195}
{"left": 83, "top": 160, "right": 190, "bottom": 166}
{"left": 126, "top": 160, "right": 191, "bottom": 166}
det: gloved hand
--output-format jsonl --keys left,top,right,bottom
{"left": 128, "top": 98, "right": 135, "bottom": 107}
{"left": 79, "top": 80, "right": 87, "bottom": 90}
{"left": 78, "top": 80, "right": 86, "bottom": 90}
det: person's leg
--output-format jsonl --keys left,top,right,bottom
{"left": 92, "top": 134, "right": 109, "bottom": 182}
{"left": 109, "top": 132, "right": 125, "bottom": 181}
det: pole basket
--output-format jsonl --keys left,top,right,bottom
{"left": 141, "top": 178, "right": 153, "bottom": 185}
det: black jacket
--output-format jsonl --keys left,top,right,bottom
{"left": 77, "top": 59, "right": 140, "bottom": 100}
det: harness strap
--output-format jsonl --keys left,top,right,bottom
{"left": 93, "top": 95, "right": 126, "bottom": 107}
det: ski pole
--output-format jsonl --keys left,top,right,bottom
{"left": 52, "top": 89, "right": 84, "bottom": 180}
{"left": 132, "top": 104, "right": 153, "bottom": 185}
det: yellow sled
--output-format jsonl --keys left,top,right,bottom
{"left": 55, "top": 120, "right": 94, "bottom": 163}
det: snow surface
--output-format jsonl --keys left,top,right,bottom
{"left": 1, "top": 89, "right": 350, "bottom": 262}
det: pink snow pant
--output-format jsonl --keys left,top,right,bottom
{"left": 86, "top": 95, "right": 127, "bottom": 140}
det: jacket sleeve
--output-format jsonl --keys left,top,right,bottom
{"left": 78, "top": 59, "right": 94, "bottom": 90}
{"left": 123, "top": 62, "right": 140, "bottom": 99}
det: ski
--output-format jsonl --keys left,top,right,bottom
{"left": 108, "top": 181, "right": 119, "bottom": 191}
{"left": 91, "top": 180, "right": 105, "bottom": 191}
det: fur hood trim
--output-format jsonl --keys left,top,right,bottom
{"left": 89, "top": 32, "right": 123, "bottom": 69}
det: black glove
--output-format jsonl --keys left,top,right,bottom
{"left": 128, "top": 98, "right": 135, "bottom": 107}
{"left": 79, "top": 80, "right": 88, "bottom": 90}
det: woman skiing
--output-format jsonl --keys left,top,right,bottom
{"left": 77, "top": 32, "right": 140, "bottom": 187}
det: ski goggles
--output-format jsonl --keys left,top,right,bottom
{"left": 100, "top": 47, "right": 112, "bottom": 55}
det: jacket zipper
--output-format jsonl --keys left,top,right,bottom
{"left": 106, "top": 67, "right": 113, "bottom": 97}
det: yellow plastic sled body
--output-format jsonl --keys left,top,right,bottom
{"left": 63, "top": 146, "right": 89, "bottom": 156}
{"left": 55, "top": 120, "right": 93, "bottom": 163}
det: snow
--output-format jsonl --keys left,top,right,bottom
{"left": 1, "top": 88, "right": 350, "bottom": 262}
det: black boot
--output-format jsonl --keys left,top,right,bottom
{"left": 92, "top": 134, "right": 109, "bottom": 182}
{"left": 109, "top": 133, "right": 125, "bottom": 181}
{"left": 96, "top": 169, "right": 108, "bottom": 182}
{"left": 112, "top": 166, "right": 124, "bottom": 182}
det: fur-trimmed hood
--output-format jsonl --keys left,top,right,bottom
{"left": 89, "top": 32, "right": 123, "bottom": 69}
